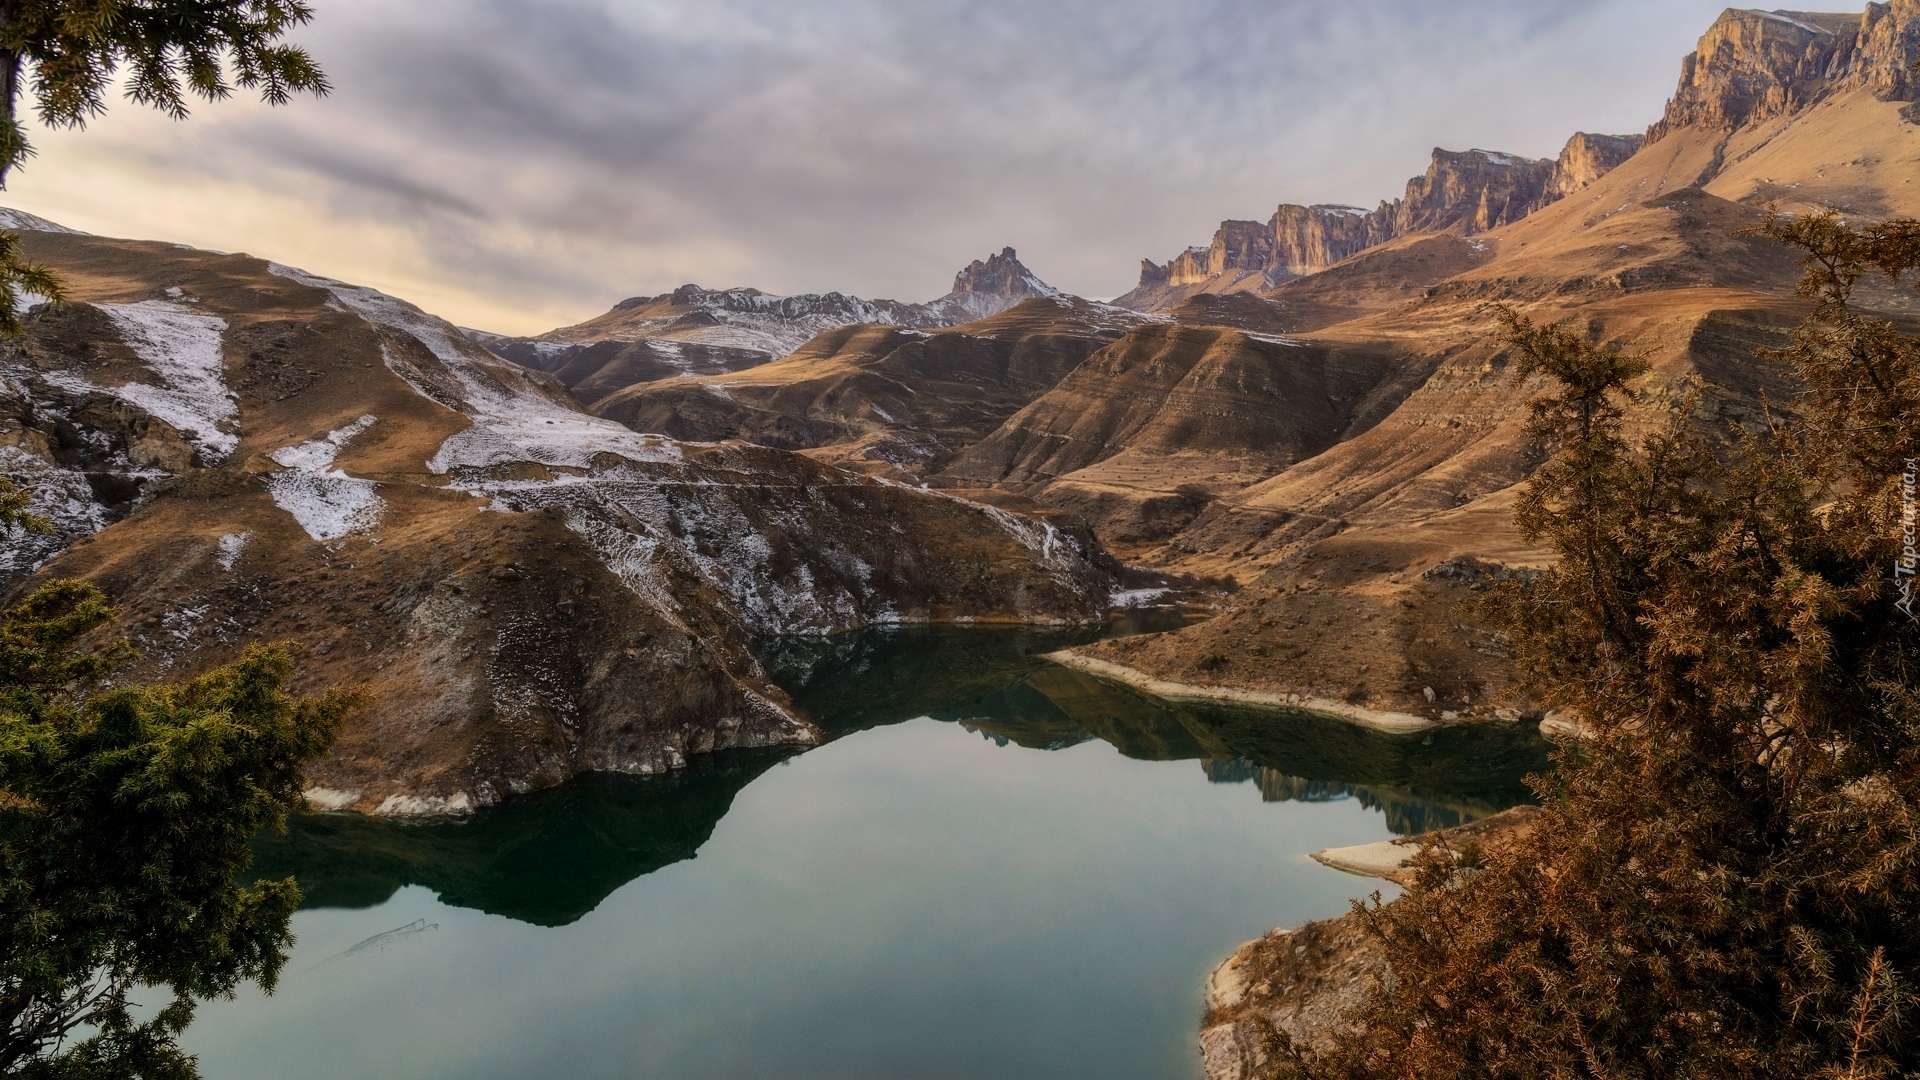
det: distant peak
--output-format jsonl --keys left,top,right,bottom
{"left": 948, "top": 247, "right": 1060, "bottom": 300}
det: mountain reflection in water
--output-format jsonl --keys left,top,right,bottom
{"left": 254, "top": 622, "right": 1548, "bottom": 926}
{"left": 775, "top": 625, "right": 1549, "bottom": 834}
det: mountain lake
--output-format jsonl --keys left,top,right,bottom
{"left": 187, "top": 621, "right": 1549, "bottom": 1080}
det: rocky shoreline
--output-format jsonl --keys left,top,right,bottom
{"left": 1198, "top": 806, "right": 1545, "bottom": 1079}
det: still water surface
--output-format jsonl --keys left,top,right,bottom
{"left": 190, "top": 625, "right": 1548, "bottom": 1080}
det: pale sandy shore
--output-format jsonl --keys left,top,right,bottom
{"left": 1041, "top": 650, "right": 1438, "bottom": 734}
{"left": 1312, "top": 839, "right": 1421, "bottom": 881}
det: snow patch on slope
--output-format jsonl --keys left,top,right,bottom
{"left": 1470, "top": 149, "right": 1535, "bottom": 167}
{"left": 1755, "top": 11, "right": 1829, "bottom": 35}
{"left": 269, "top": 414, "right": 377, "bottom": 470}
{"left": 0, "top": 446, "right": 109, "bottom": 573}
{"left": 97, "top": 301, "right": 236, "bottom": 462}
{"left": 265, "top": 414, "right": 385, "bottom": 542}
{"left": 216, "top": 532, "right": 249, "bottom": 571}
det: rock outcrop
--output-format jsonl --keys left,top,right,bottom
{"left": 1544, "top": 132, "right": 1646, "bottom": 199}
{"left": 1133, "top": 211, "right": 1375, "bottom": 296}
{"left": 0, "top": 223, "right": 1119, "bottom": 817}
{"left": 923, "top": 246, "right": 1061, "bottom": 323}
{"left": 1647, "top": 4, "right": 1919, "bottom": 140}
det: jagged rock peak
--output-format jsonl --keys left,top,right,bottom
{"left": 947, "top": 247, "right": 1061, "bottom": 300}
{"left": 1649, "top": 3, "right": 1920, "bottom": 140}
{"left": 917, "top": 248, "right": 1062, "bottom": 324}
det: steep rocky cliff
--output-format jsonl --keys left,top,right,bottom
{"left": 1133, "top": 211, "right": 1374, "bottom": 296}
{"left": 1544, "top": 132, "right": 1646, "bottom": 199}
{"left": 1120, "top": 138, "right": 1639, "bottom": 310}
{"left": 1647, "top": 4, "right": 1918, "bottom": 140}
{"left": 0, "top": 223, "right": 1119, "bottom": 816}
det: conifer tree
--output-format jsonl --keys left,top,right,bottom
{"left": 0, "top": 0, "right": 330, "bottom": 330}
{"left": 0, "top": 580, "right": 350, "bottom": 1078}
{"left": 1268, "top": 213, "right": 1920, "bottom": 1079}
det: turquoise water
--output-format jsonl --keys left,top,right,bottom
{"left": 190, "top": 626, "right": 1548, "bottom": 1080}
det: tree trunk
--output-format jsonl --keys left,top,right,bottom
{"left": 0, "top": 1, "right": 20, "bottom": 188}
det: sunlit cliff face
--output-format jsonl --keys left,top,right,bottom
{"left": 6, "top": 0, "right": 1727, "bottom": 334}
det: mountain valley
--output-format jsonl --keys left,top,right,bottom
{"left": 2, "top": 3, "right": 1917, "bottom": 807}
{"left": 0, "top": 233, "right": 1115, "bottom": 815}
{"left": 493, "top": 2, "right": 1920, "bottom": 736}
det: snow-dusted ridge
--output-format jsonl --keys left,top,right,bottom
{"left": 492, "top": 249, "right": 1070, "bottom": 372}
{"left": 269, "top": 263, "right": 686, "bottom": 473}
{"left": 579, "top": 286, "right": 922, "bottom": 358}
{"left": 0, "top": 207, "right": 84, "bottom": 235}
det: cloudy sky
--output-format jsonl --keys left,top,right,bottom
{"left": 6, "top": 0, "right": 1739, "bottom": 334}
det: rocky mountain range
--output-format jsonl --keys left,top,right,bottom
{"left": 1116, "top": 136, "right": 1645, "bottom": 310}
{"left": 1033, "top": 3, "right": 1920, "bottom": 741}
{"left": 1123, "top": 2, "right": 1920, "bottom": 319}
{"left": 474, "top": 246, "right": 1061, "bottom": 399}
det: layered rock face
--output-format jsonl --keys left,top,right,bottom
{"left": 1647, "top": 4, "right": 1919, "bottom": 140}
{"left": 1120, "top": 138, "right": 1637, "bottom": 310}
{"left": 1545, "top": 132, "right": 1646, "bottom": 199}
{"left": 477, "top": 248, "right": 1063, "bottom": 397}
{"left": 1136, "top": 214, "right": 1372, "bottom": 294}
{"left": 0, "top": 225, "right": 1118, "bottom": 816}
{"left": 1391, "top": 148, "right": 1556, "bottom": 234}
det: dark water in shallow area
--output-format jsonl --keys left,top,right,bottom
{"left": 196, "top": 624, "right": 1549, "bottom": 1080}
